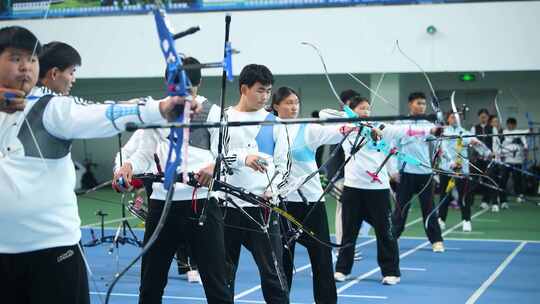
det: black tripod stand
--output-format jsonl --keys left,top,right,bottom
{"left": 84, "top": 133, "right": 142, "bottom": 249}
{"left": 109, "top": 192, "right": 143, "bottom": 250}
{"left": 83, "top": 192, "right": 143, "bottom": 249}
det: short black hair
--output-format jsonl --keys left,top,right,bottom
{"left": 38, "top": 41, "right": 81, "bottom": 79}
{"left": 239, "top": 64, "right": 273, "bottom": 93}
{"left": 311, "top": 110, "right": 319, "bottom": 118}
{"left": 349, "top": 95, "right": 370, "bottom": 110}
{"left": 182, "top": 56, "right": 201, "bottom": 87}
{"left": 507, "top": 117, "right": 517, "bottom": 125}
{"left": 488, "top": 114, "right": 497, "bottom": 122}
{"left": 0, "top": 26, "right": 41, "bottom": 56}
{"left": 477, "top": 108, "right": 489, "bottom": 116}
{"left": 408, "top": 92, "right": 426, "bottom": 103}
{"left": 164, "top": 56, "right": 202, "bottom": 88}
{"left": 339, "top": 89, "right": 360, "bottom": 104}
{"left": 271, "top": 86, "right": 298, "bottom": 115}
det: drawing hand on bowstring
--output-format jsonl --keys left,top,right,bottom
{"left": 196, "top": 163, "right": 215, "bottom": 187}
{"left": 0, "top": 88, "right": 26, "bottom": 113}
{"left": 245, "top": 155, "right": 268, "bottom": 173}
{"left": 158, "top": 95, "right": 202, "bottom": 122}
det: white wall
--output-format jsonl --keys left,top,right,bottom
{"left": 2, "top": 1, "right": 539, "bottom": 78}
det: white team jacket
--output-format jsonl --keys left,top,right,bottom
{"left": 0, "top": 87, "right": 164, "bottom": 253}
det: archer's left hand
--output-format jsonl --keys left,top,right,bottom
{"left": 158, "top": 96, "right": 202, "bottom": 122}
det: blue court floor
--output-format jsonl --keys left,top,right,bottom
{"left": 81, "top": 226, "right": 539, "bottom": 304}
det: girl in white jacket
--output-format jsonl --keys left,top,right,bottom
{"left": 334, "top": 97, "right": 438, "bottom": 285}
{"left": 271, "top": 86, "right": 344, "bottom": 304}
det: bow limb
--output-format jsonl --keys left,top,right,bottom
{"left": 395, "top": 40, "right": 443, "bottom": 126}
{"left": 104, "top": 3, "right": 192, "bottom": 303}
{"left": 370, "top": 72, "right": 386, "bottom": 112}
{"left": 301, "top": 41, "right": 399, "bottom": 113}
{"left": 301, "top": 41, "right": 398, "bottom": 113}
{"left": 391, "top": 40, "right": 448, "bottom": 219}
{"left": 494, "top": 91, "right": 504, "bottom": 130}
{"left": 347, "top": 73, "right": 399, "bottom": 112}
{"left": 300, "top": 41, "right": 344, "bottom": 107}
{"left": 213, "top": 179, "right": 354, "bottom": 249}
{"left": 395, "top": 40, "right": 438, "bottom": 101}
{"left": 450, "top": 91, "right": 462, "bottom": 129}
{"left": 491, "top": 91, "right": 505, "bottom": 160}
{"left": 299, "top": 41, "right": 439, "bottom": 240}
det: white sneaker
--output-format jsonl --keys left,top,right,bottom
{"left": 517, "top": 195, "right": 524, "bottom": 203}
{"left": 501, "top": 202, "right": 509, "bottom": 209}
{"left": 382, "top": 276, "right": 401, "bottom": 285}
{"left": 438, "top": 218, "right": 446, "bottom": 230}
{"left": 187, "top": 270, "right": 201, "bottom": 283}
{"left": 334, "top": 272, "right": 348, "bottom": 282}
{"left": 462, "top": 220, "right": 472, "bottom": 232}
{"left": 480, "top": 202, "right": 489, "bottom": 209}
{"left": 491, "top": 205, "right": 500, "bottom": 212}
{"left": 432, "top": 241, "right": 445, "bottom": 253}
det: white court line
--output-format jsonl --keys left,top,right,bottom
{"left": 90, "top": 291, "right": 308, "bottom": 304}
{"left": 475, "top": 219, "right": 500, "bottom": 223}
{"left": 339, "top": 294, "right": 388, "bottom": 299}
{"left": 234, "top": 285, "right": 264, "bottom": 300}
{"left": 401, "top": 267, "right": 427, "bottom": 271}
{"left": 337, "top": 208, "right": 489, "bottom": 294}
{"left": 234, "top": 238, "right": 378, "bottom": 300}
{"left": 84, "top": 215, "right": 424, "bottom": 300}
{"left": 446, "top": 238, "right": 539, "bottom": 244}
{"left": 465, "top": 241, "right": 527, "bottom": 304}
{"left": 233, "top": 213, "right": 427, "bottom": 300}
{"left": 448, "top": 231, "right": 486, "bottom": 235}
{"left": 328, "top": 214, "right": 427, "bottom": 238}
{"left": 404, "top": 216, "right": 424, "bottom": 227}
{"left": 81, "top": 216, "right": 137, "bottom": 228}
{"left": 400, "top": 236, "right": 540, "bottom": 244}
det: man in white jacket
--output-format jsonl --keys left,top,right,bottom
{"left": 113, "top": 57, "right": 233, "bottom": 304}
{"left": 209, "top": 64, "right": 291, "bottom": 303}
{"left": 0, "top": 26, "right": 192, "bottom": 304}
{"left": 499, "top": 117, "right": 528, "bottom": 206}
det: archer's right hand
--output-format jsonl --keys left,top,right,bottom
{"left": 196, "top": 164, "right": 215, "bottom": 187}
{"left": 245, "top": 155, "right": 268, "bottom": 173}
